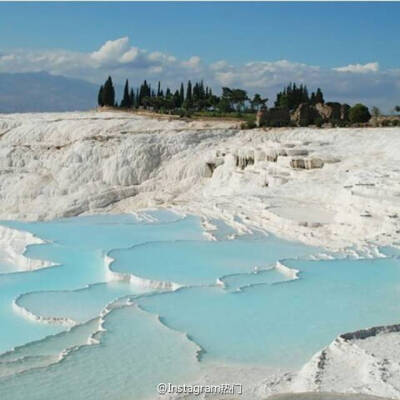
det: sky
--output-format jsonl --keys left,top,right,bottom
{"left": 0, "top": 2, "right": 399, "bottom": 111}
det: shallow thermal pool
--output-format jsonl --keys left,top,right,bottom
{"left": 0, "top": 210, "right": 399, "bottom": 399}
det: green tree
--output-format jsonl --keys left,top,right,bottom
{"left": 183, "top": 81, "right": 193, "bottom": 110}
{"left": 138, "top": 80, "right": 151, "bottom": 107}
{"left": 97, "top": 85, "right": 104, "bottom": 107}
{"left": 129, "top": 89, "right": 135, "bottom": 108}
{"left": 231, "top": 89, "right": 248, "bottom": 112}
{"left": 135, "top": 89, "right": 139, "bottom": 108}
{"left": 192, "top": 82, "right": 199, "bottom": 101}
{"left": 120, "top": 79, "right": 131, "bottom": 108}
{"left": 274, "top": 83, "right": 310, "bottom": 110}
{"left": 349, "top": 104, "right": 371, "bottom": 123}
{"left": 173, "top": 90, "right": 181, "bottom": 108}
{"left": 199, "top": 81, "right": 205, "bottom": 99}
{"left": 250, "top": 93, "right": 268, "bottom": 111}
{"left": 102, "top": 76, "right": 115, "bottom": 107}
{"left": 315, "top": 88, "right": 324, "bottom": 104}
{"left": 217, "top": 97, "right": 233, "bottom": 113}
{"left": 220, "top": 87, "right": 248, "bottom": 112}
{"left": 184, "top": 80, "right": 193, "bottom": 109}
{"left": 179, "top": 83, "right": 185, "bottom": 105}
{"left": 157, "top": 81, "right": 161, "bottom": 97}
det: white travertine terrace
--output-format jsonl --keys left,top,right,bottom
{"left": 1, "top": 111, "right": 399, "bottom": 253}
{"left": 0, "top": 225, "right": 53, "bottom": 272}
{"left": 1, "top": 111, "right": 400, "bottom": 398}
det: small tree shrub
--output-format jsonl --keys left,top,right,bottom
{"left": 240, "top": 120, "right": 257, "bottom": 130}
{"left": 337, "top": 120, "right": 349, "bottom": 128}
{"left": 315, "top": 117, "right": 323, "bottom": 128}
{"left": 349, "top": 104, "right": 371, "bottom": 124}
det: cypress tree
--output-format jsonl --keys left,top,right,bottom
{"left": 120, "top": 79, "right": 130, "bottom": 108}
{"left": 186, "top": 80, "right": 192, "bottom": 102}
{"left": 274, "top": 82, "right": 310, "bottom": 110}
{"left": 193, "top": 82, "right": 199, "bottom": 100}
{"left": 185, "top": 80, "right": 193, "bottom": 109}
{"left": 301, "top": 85, "right": 309, "bottom": 104}
{"left": 179, "top": 83, "right": 185, "bottom": 105}
{"left": 135, "top": 89, "right": 139, "bottom": 108}
{"left": 102, "top": 76, "right": 115, "bottom": 107}
{"left": 97, "top": 85, "right": 104, "bottom": 107}
{"left": 129, "top": 88, "right": 134, "bottom": 108}
{"left": 199, "top": 81, "right": 205, "bottom": 99}
{"left": 138, "top": 84, "right": 143, "bottom": 106}
{"left": 139, "top": 80, "right": 152, "bottom": 106}
{"left": 315, "top": 88, "right": 324, "bottom": 104}
{"left": 157, "top": 81, "right": 161, "bottom": 97}
{"left": 138, "top": 81, "right": 145, "bottom": 106}
{"left": 173, "top": 90, "right": 180, "bottom": 108}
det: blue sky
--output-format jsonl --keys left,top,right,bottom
{"left": 1, "top": 2, "right": 399, "bottom": 68}
{"left": 0, "top": 2, "right": 399, "bottom": 111}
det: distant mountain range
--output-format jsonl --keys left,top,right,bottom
{"left": 0, "top": 72, "right": 99, "bottom": 113}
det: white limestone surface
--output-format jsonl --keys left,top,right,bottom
{"left": 2, "top": 111, "right": 400, "bottom": 398}
{"left": 1, "top": 111, "right": 399, "bottom": 253}
{"left": 0, "top": 225, "right": 53, "bottom": 272}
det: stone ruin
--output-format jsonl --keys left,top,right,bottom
{"left": 315, "top": 102, "right": 350, "bottom": 122}
{"left": 290, "top": 103, "right": 318, "bottom": 126}
{"left": 256, "top": 106, "right": 290, "bottom": 127}
{"left": 257, "top": 102, "right": 351, "bottom": 127}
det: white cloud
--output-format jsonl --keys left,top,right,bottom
{"left": 118, "top": 47, "right": 140, "bottom": 64}
{"left": 0, "top": 54, "right": 16, "bottom": 62}
{"left": 210, "top": 60, "right": 229, "bottom": 71}
{"left": 0, "top": 37, "right": 398, "bottom": 111}
{"left": 182, "top": 56, "right": 202, "bottom": 69}
{"left": 91, "top": 37, "right": 131, "bottom": 64}
{"left": 334, "top": 62, "right": 379, "bottom": 73}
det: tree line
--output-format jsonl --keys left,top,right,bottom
{"left": 96, "top": 76, "right": 400, "bottom": 127}
{"left": 98, "top": 76, "right": 323, "bottom": 114}
{"left": 97, "top": 76, "right": 268, "bottom": 114}
{"left": 274, "top": 83, "right": 324, "bottom": 110}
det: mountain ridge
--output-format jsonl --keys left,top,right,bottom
{"left": 0, "top": 71, "right": 98, "bottom": 113}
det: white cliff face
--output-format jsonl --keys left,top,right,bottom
{"left": 1, "top": 111, "right": 400, "bottom": 252}
{"left": 0, "top": 112, "right": 238, "bottom": 220}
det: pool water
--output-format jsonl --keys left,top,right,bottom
{"left": 0, "top": 211, "right": 399, "bottom": 400}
